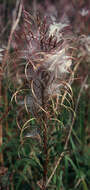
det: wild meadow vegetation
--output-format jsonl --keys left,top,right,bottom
{"left": 0, "top": 0, "right": 90, "bottom": 190}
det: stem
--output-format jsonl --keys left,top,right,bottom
{"left": 0, "top": 77, "right": 4, "bottom": 165}
{"left": 42, "top": 122, "right": 47, "bottom": 190}
{"left": 41, "top": 84, "right": 48, "bottom": 190}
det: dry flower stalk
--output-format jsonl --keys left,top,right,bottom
{"left": 6, "top": 9, "right": 79, "bottom": 190}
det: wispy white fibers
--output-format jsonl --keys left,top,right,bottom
{"left": 79, "top": 8, "right": 89, "bottom": 16}
{"left": 46, "top": 17, "right": 72, "bottom": 94}
{"left": 45, "top": 48, "right": 72, "bottom": 77}
{"left": 43, "top": 46, "right": 72, "bottom": 96}
{"left": 44, "top": 18, "right": 72, "bottom": 96}
{"left": 79, "top": 35, "right": 90, "bottom": 53}
{"left": 49, "top": 18, "right": 69, "bottom": 42}
{"left": 81, "top": 35, "right": 90, "bottom": 52}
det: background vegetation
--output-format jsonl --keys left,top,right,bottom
{"left": 0, "top": 0, "right": 90, "bottom": 190}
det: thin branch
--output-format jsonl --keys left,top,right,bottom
{"left": 2, "top": 0, "right": 23, "bottom": 68}
{"left": 46, "top": 152, "right": 65, "bottom": 187}
{"left": 0, "top": 21, "right": 10, "bottom": 38}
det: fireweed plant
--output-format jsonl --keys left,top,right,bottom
{"left": 5, "top": 10, "right": 79, "bottom": 189}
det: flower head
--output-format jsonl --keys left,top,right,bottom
{"left": 8, "top": 10, "right": 74, "bottom": 116}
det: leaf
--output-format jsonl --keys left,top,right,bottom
{"left": 82, "top": 179, "right": 89, "bottom": 190}
{"left": 65, "top": 155, "right": 78, "bottom": 174}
